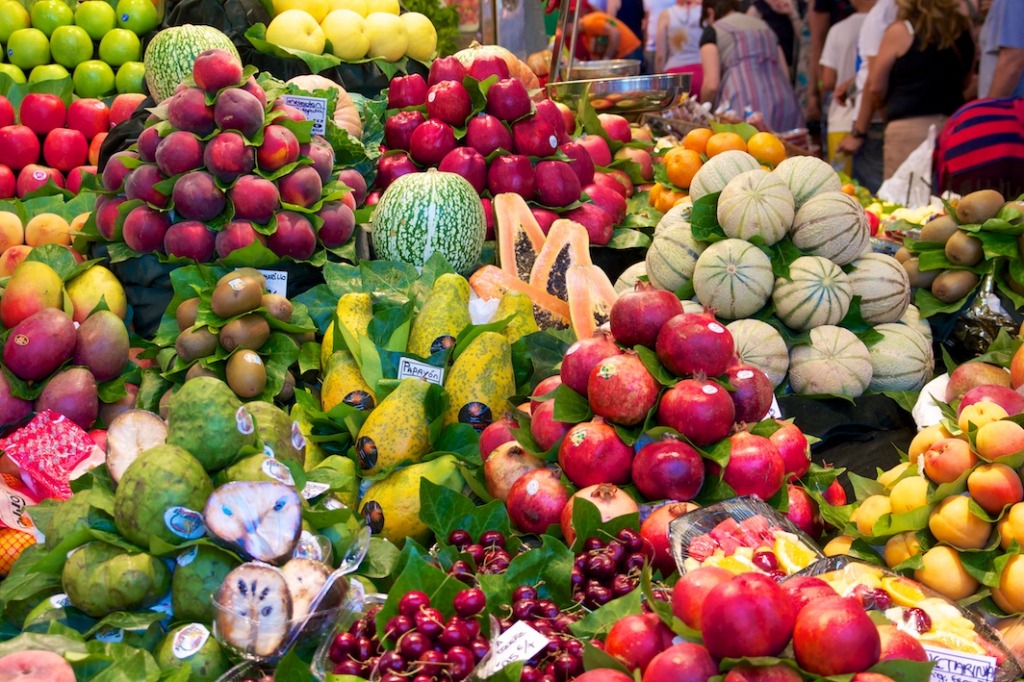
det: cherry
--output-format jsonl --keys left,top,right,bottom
{"left": 486, "top": 553, "right": 511, "bottom": 572}
{"left": 415, "top": 649, "right": 445, "bottom": 676}
{"left": 355, "top": 636, "right": 375, "bottom": 661}
{"left": 378, "top": 650, "right": 406, "bottom": 673}
{"left": 512, "top": 598, "right": 537, "bottom": 621}
{"left": 450, "top": 559, "right": 475, "bottom": 584}
{"left": 583, "top": 537, "right": 605, "bottom": 552}
{"left": 454, "top": 587, "right": 487, "bottom": 617}
{"left": 570, "top": 567, "right": 584, "bottom": 586}
{"left": 585, "top": 584, "right": 613, "bottom": 607}
{"left": 903, "top": 607, "right": 932, "bottom": 634}
{"left": 415, "top": 607, "right": 445, "bottom": 639}
{"left": 380, "top": 673, "right": 405, "bottom": 682}
{"left": 871, "top": 588, "right": 894, "bottom": 610}
{"left": 466, "top": 543, "right": 486, "bottom": 564}
{"left": 471, "top": 637, "right": 490, "bottom": 661}
{"left": 480, "top": 529, "right": 506, "bottom": 548}
{"left": 535, "top": 599, "right": 560, "bottom": 619}
{"left": 464, "top": 618, "right": 481, "bottom": 639}
{"left": 585, "top": 553, "right": 616, "bottom": 579}
{"left": 610, "top": 574, "right": 636, "bottom": 597}
{"left": 446, "top": 645, "right": 476, "bottom": 681}
{"left": 329, "top": 631, "right": 356, "bottom": 662}
{"left": 521, "top": 665, "right": 541, "bottom": 682}
{"left": 439, "top": 620, "right": 471, "bottom": 649}
{"left": 448, "top": 528, "right": 472, "bottom": 549}
{"left": 332, "top": 659, "right": 363, "bottom": 676}
{"left": 398, "top": 591, "right": 431, "bottom": 618}
{"left": 624, "top": 552, "right": 647, "bottom": 571}
{"left": 398, "top": 631, "right": 431, "bottom": 660}
{"left": 603, "top": 540, "right": 625, "bottom": 565}
{"left": 752, "top": 551, "right": 779, "bottom": 572}
{"left": 616, "top": 528, "right": 644, "bottom": 553}
{"left": 513, "top": 585, "right": 538, "bottom": 601}
{"left": 384, "top": 615, "right": 414, "bottom": 641}
{"left": 553, "top": 653, "right": 582, "bottom": 681}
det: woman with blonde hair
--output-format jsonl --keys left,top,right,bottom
{"left": 851, "top": 0, "right": 974, "bottom": 179}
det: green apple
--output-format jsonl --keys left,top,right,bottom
{"left": 73, "top": 59, "right": 115, "bottom": 97}
{"left": 74, "top": 0, "right": 117, "bottom": 41}
{"left": 29, "top": 63, "right": 69, "bottom": 83}
{"left": 114, "top": 60, "right": 144, "bottom": 93}
{"left": 97, "top": 27, "right": 140, "bottom": 66}
{"left": 0, "top": 1, "right": 30, "bottom": 44}
{"left": 29, "top": 0, "right": 74, "bottom": 38}
{"left": 114, "top": 0, "right": 159, "bottom": 35}
{"left": 6, "top": 28, "right": 50, "bottom": 70}
{"left": 0, "top": 63, "right": 25, "bottom": 82}
{"left": 49, "top": 24, "right": 94, "bottom": 69}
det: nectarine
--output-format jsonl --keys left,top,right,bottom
{"left": 889, "top": 476, "right": 930, "bottom": 514}
{"left": 976, "top": 419, "right": 1024, "bottom": 459}
{"left": 968, "top": 462, "right": 1024, "bottom": 515}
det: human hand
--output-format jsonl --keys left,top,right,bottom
{"left": 836, "top": 134, "right": 863, "bottom": 155}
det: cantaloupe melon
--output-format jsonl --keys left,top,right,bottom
{"left": 692, "top": 238, "right": 774, "bottom": 319}
{"left": 900, "top": 304, "right": 933, "bottom": 346}
{"left": 654, "top": 201, "right": 692, "bottom": 235}
{"left": 788, "top": 325, "right": 873, "bottom": 397}
{"left": 681, "top": 300, "right": 705, "bottom": 314}
{"left": 688, "top": 150, "right": 760, "bottom": 202}
{"left": 614, "top": 262, "right": 647, "bottom": 293}
{"left": 867, "top": 323, "right": 933, "bottom": 392}
{"left": 772, "top": 255, "right": 852, "bottom": 331}
{"left": 727, "top": 318, "right": 789, "bottom": 388}
{"left": 645, "top": 221, "right": 705, "bottom": 293}
{"left": 772, "top": 156, "right": 843, "bottom": 209}
{"left": 790, "top": 191, "right": 870, "bottom": 266}
{"left": 848, "top": 253, "right": 911, "bottom": 324}
{"left": 717, "top": 170, "right": 795, "bottom": 246}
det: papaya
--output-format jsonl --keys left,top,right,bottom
{"left": 359, "top": 455, "right": 465, "bottom": 545}
{"left": 567, "top": 264, "right": 619, "bottom": 340}
{"left": 355, "top": 378, "right": 433, "bottom": 477}
{"left": 320, "top": 292, "right": 374, "bottom": 371}
{"left": 470, "top": 265, "right": 570, "bottom": 330}
{"left": 529, "top": 219, "right": 593, "bottom": 302}
{"left": 443, "top": 331, "right": 516, "bottom": 431}
{"left": 321, "top": 350, "right": 375, "bottom": 412}
{"left": 407, "top": 273, "right": 471, "bottom": 358}
{"left": 495, "top": 192, "right": 546, "bottom": 283}
{"left": 495, "top": 290, "right": 539, "bottom": 344}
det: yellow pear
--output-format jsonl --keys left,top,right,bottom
{"left": 321, "top": 9, "right": 369, "bottom": 60}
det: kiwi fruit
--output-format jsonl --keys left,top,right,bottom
{"left": 902, "top": 258, "right": 940, "bottom": 289}
{"left": 931, "top": 269, "right": 980, "bottom": 303}
{"left": 176, "top": 297, "right": 201, "bottom": 331}
{"left": 211, "top": 276, "right": 263, "bottom": 319}
{"left": 944, "top": 230, "right": 984, "bottom": 266}
{"left": 276, "top": 370, "right": 296, "bottom": 402}
{"left": 219, "top": 314, "right": 271, "bottom": 353}
{"left": 218, "top": 267, "right": 267, "bottom": 290}
{"left": 158, "top": 388, "right": 174, "bottom": 420}
{"left": 894, "top": 246, "right": 912, "bottom": 263}
{"left": 185, "top": 363, "right": 219, "bottom": 382}
{"left": 262, "top": 294, "right": 293, "bottom": 323}
{"left": 1005, "top": 200, "right": 1024, "bottom": 221}
{"left": 956, "top": 189, "right": 1006, "bottom": 224}
{"left": 226, "top": 350, "right": 267, "bottom": 399}
{"left": 288, "top": 330, "right": 316, "bottom": 347}
{"left": 175, "top": 325, "right": 218, "bottom": 363}
{"left": 1008, "top": 274, "right": 1024, "bottom": 296}
{"left": 919, "top": 215, "right": 959, "bottom": 244}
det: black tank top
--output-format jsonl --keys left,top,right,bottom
{"left": 886, "top": 25, "right": 974, "bottom": 121}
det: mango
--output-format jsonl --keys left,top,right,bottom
{"left": 0, "top": 371, "right": 31, "bottom": 427}
{"left": 35, "top": 367, "right": 99, "bottom": 430}
{"left": 73, "top": 310, "right": 129, "bottom": 382}
{"left": 0, "top": 260, "right": 63, "bottom": 328}
{"left": 65, "top": 264, "right": 127, "bottom": 323}
{"left": 3, "top": 308, "right": 77, "bottom": 382}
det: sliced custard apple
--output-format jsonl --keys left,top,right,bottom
{"left": 355, "top": 378, "right": 433, "bottom": 477}
{"left": 215, "top": 562, "right": 293, "bottom": 659}
{"left": 105, "top": 409, "right": 168, "bottom": 484}
{"left": 280, "top": 558, "right": 332, "bottom": 621}
{"left": 204, "top": 481, "right": 303, "bottom": 564}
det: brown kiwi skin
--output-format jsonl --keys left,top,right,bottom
{"left": 176, "top": 298, "right": 201, "bottom": 331}
{"left": 175, "top": 325, "right": 218, "bottom": 363}
{"left": 902, "top": 257, "right": 940, "bottom": 289}
{"left": 226, "top": 350, "right": 267, "bottom": 399}
{"left": 186, "top": 363, "right": 219, "bottom": 382}
{"left": 211, "top": 277, "right": 263, "bottom": 319}
{"left": 919, "top": 215, "right": 959, "bottom": 244}
{"left": 956, "top": 189, "right": 1006, "bottom": 224}
{"left": 276, "top": 371, "right": 296, "bottom": 402}
{"left": 219, "top": 314, "right": 271, "bottom": 353}
{"left": 931, "top": 269, "right": 980, "bottom": 303}
{"left": 944, "top": 230, "right": 984, "bottom": 266}
{"left": 218, "top": 267, "right": 267, "bottom": 290}
{"left": 262, "top": 294, "right": 293, "bottom": 323}
{"left": 894, "top": 246, "right": 912, "bottom": 263}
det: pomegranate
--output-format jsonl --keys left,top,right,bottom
{"left": 529, "top": 399, "right": 573, "bottom": 451}
{"left": 723, "top": 431, "right": 785, "bottom": 500}
{"left": 655, "top": 312, "right": 735, "bottom": 378}
{"left": 671, "top": 565, "right": 734, "bottom": 630}
{"left": 561, "top": 483, "right": 639, "bottom": 546}
{"left": 530, "top": 375, "right": 562, "bottom": 412}
{"left": 701, "top": 573, "right": 796, "bottom": 659}
{"left": 587, "top": 351, "right": 659, "bottom": 426}
{"left": 769, "top": 420, "right": 810, "bottom": 480}
{"left": 632, "top": 435, "right": 705, "bottom": 501}
{"left": 726, "top": 364, "right": 773, "bottom": 423}
{"left": 560, "top": 329, "right": 622, "bottom": 396}
{"left": 604, "top": 613, "right": 675, "bottom": 673}
{"left": 640, "top": 501, "right": 699, "bottom": 575}
{"left": 507, "top": 467, "right": 570, "bottom": 535}
{"left": 610, "top": 283, "right": 684, "bottom": 351}
{"left": 656, "top": 378, "right": 735, "bottom": 446}
{"left": 479, "top": 413, "right": 518, "bottom": 461}
{"left": 558, "top": 417, "right": 633, "bottom": 487}
{"left": 784, "top": 484, "right": 823, "bottom": 540}
{"left": 483, "top": 441, "right": 543, "bottom": 501}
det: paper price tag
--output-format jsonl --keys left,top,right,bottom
{"left": 280, "top": 95, "right": 328, "bottom": 135}
{"left": 923, "top": 644, "right": 997, "bottom": 682}
{"left": 257, "top": 269, "right": 288, "bottom": 297}
{"left": 396, "top": 357, "right": 444, "bottom": 385}
{"left": 480, "top": 621, "right": 550, "bottom": 677}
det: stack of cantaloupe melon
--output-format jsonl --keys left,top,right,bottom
{"left": 626, "top": 152, "right": 934, "bottom": 399}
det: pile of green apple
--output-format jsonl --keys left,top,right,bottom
{"left": 0, "top": 0, "right": 157, "bottom": 97}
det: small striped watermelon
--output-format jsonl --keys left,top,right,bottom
{"left": 788, "top": 325, "right": 872, "bottom": 397}
{"left": 772, "top": 255, "right": 852, "bottom": 331}
{"left": 727, "top": 318, "right": 789, "bottom": 388}
{"left": 645, "top": 221, "right": 706, "bottom": 293}
{"left": 717, "top": 170, "right": 795, "bottom": 246}
{"left": 772, "top": 156, "right": 843, "bottom": 209}
{"left": 867, "top": 323, "right": 933, "bottom": 391}
{"left": 848, "top": 253, "right": 911, "bottom": 324}
{"left": 692, "top": 238, "right": 774, "bottom": 319}
{"left": 688, "top": 150, "right": 760, "bottom": 202}
{"left": 900, "top": 304, "right": 933, "bottom": 346}
{"left": 614, "top": 262, "right": 647, "bottom": 293}
{"left": 144, "top": 25, "right": 241, "bottom": 103}
{"left": 790, "top": 191, "right": 870, "bottom": 266}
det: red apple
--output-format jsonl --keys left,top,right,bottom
{"left": 109, "top": 93, "right": 147, "bottom": 126}
{"left": 427, "top": 55, "right": 467, "bottom": 85}
{"left": 486, "top": 78, "right": 532, "bottom": 122}
{"left": 793, "top": 596, "right": 880, "bottom": 675}
{"left": 577, "top": 133, "right": 613, "bottom": 167}
{"left": 65, "top": 165, "right": 96, "bottom": 194}
{"left": 0, "top": 95, "right": 14, "bottom": 128}
{"left": 67, "top": 98, "right": 110, "bottom": 140}
{"left": 614, "top": 146, "right": 654, "bottom": 181}
{"left": 439, "top": 147, "right": 487, "bottom": 194}
{"left": 466, "top": 55, "right": 510, "bottom": 81}
{"left": 388, "top": 73, "right": 428, "bottom": 108}
{"left": 487, "top": 154, "right": 535, "bottom": 200}
{"left": 409, "top": 119, "right": 457, "bottom": 167}
{"left": 0, "top": 164, "right": 14, "bottom": 198}
{"left": 466, "top": 113, "right": 513, "bottom": 157}
{"left": 43, "top": 128, "right": 88, "bottom": 172}
{"left": 511, "top": 115, "right": 559, "bottom": 158}
{"left": 20, "top": 93, "right": 66, "bottom": 135}
{"left": 374, "top": 152, "right": 418, "bottom": 190}
{"left": 17, "top": 164, "right": 63, "bottom": 197}
{"left": 598, "top": 113, "right": 631, "bottom": 143}
{"left": 560, "top": 141, "right": 596, "bottom": 186}
{"left": 671, "top": 565, "right": 733, "bottom": 629}
{"left": 384, "top": 110, "right": 425, "bottom": 152}
{"left": 0, "top": 125, "right": 41, "bottom": 170}
{"left": 426, "top": 80, "right": 472, "bottom": 127}
{"left": 584, "top": 183, "right": 627, "bottom": 223}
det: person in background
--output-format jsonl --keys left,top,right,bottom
{"left": 578, "top": 10, "right": 645, "bottom": 60}
{"left": 807, "top": 0, "right": 854, "bottom": 125}
{"left": 934, "top": 97, "right": 1024, "bottom": 199}
{"left": 978, "top": 0, "right": 1024, "bottom": 98}
{"left": 819, "top": 0, "right": 873, "bottom": 173}
{"left": 747, "top": 0, "right": 806, "bottom": 77}
{"left": 654, "top": 0, "right": 705, "bottom": 93}
{"left": 699, "top": 0, "right": 805, "bottom": 131}
{"left": 613, "top": 0, "right": 649, "bottom": 66}
{"left": 645, "top": 0, "right": 679, "bottom": 69}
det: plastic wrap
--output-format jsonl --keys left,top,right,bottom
{"left": 310, "top": 590, "right": 388, "bottom": 681}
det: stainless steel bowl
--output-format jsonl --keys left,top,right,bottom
{"left": 565, "top": 59, "right": 641, "bottom": 80}
{"left": 546, "top": 72, "right": 691, "bottom": 116}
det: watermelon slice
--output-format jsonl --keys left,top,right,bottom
{"left": 688, "top": 534, "right": 717, "bottom": 562}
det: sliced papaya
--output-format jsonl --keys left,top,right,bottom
{"left": 495, "top": 193, "right": 546, "bottom": 283}
{"left": 567, "top": 264, "right": 619, "bottom": 340}
{"left": 529, "top": 219, "right": 593, "bottom": 302}
{"left": 469, "top": 265, "right": 571, "bottom": 330}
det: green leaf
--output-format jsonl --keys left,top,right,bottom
{"left": 634, "top": 345, "right": 678, "bottom": 386}
{"left": 768, "top": 238, "right": 804, "bottom": 279}
{"left": 913, "top": 284, "right": 976, "bottom": 318}
{"left": 959, "top": 548, "right": 1001, "bottom": 588}
{"left": 582, "top": 641, "right": 632, "bottom": 674}
{"left": 359, "top": 537, "right": 402, "bottom": 580}
{"left": 551, "top": 383, "right": 593, "bottom": 424}
{"left": 605, "top": 228, "right": 651, "bottom": 250}
{"left": 25, "top": 244, "right": 80, "bottom": 280}
{"left": 849, "top": 472, "right": 886, "bottom": 501}
{"left": 690, "top": 192, "right": 724, "bottom": 243}
{"left": 710, "top": 121, "right": 760, "bottom": 142}
{"left": 567, "top": 496, "right": 640, "bottom": 553}
{"left": 867, "top": 658, "right": 934, "bottom": 682}
{"left": 569, "top": 587, "right": 642, "bottom": 639}
{"left": 480, "top": 536, "right": 575, "bottom": 612}
{"left": 881, "top": 390, "right": 920, "bottom": 414}
{"left": 417, "top": 479, "right": 516, "bottom": 551}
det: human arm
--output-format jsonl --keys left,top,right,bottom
{"left": 807, "top": 8, "right": 831, "bottom": 118}
{"left": 700, "top": 42, "right": 721, "bottom": 102}
{"left": 820, "top": 64, "right": 837, "bottom": 92}
{"left": 654, "top": 10, "right": 669, "bottom": 72}
{"left": 836, "top": 22, "right": 907, "bottom": 153}
{"left": 988, "top": 47, "right": 1024, "bottom": 97}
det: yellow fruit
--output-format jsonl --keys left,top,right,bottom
{"left": 880, "top": 576, "right": 925, "bottom": 607}
{"left": 0, "top": 211, "right": 23, "bottom": 252}
{"left": 366, "top": 0, "right": 400, "bottom": 14}
{"left": 363, "top": 12, "right": 406, "bottom": 61}
{"left": 0, "top": 527, "right": 35, "bottom": 577}
{"left": 327, "top": 0, "right": 367, "bottom": 15}
{"left": 320, "top": 9, "right": 368, "bottom": 60}
{"left": 774, "top": 532, "right": 817, "bottom": 573}
{"left": 442, "top": 331, "right": 515, "bottom": 428}
{"left": 359, "top": 455, "right": 465, "bottom": 545}
{"left": 889, "top": 475, "right": 930, "bottom": 514}
{"left": 823, "top": 534, "right": 855, "bottom": 557}
{"left": 24, "top": 212, "right": 70, "bottom": 246}
{"left": 854, "top": 494, "right": 892, "bottom": 537}
{"left": 320, "top": 292, "right": 373, "bottom": 371}
{"left": 705, "top": 553, "right": 757, "bottom": 575}
{"left": 265, "top": 9, "right": 326, "bottom": 54}
{"left": 918, "top": 631, "right": 986, "bottom": 655}
{"left": 877, "top": 461, "right": 911, "bottom": 489}
{"left": 64, "top": 263, "right": 127, "bottom": 323}
{"left": 273, "top": 0, "right": 329, "bottom": 22}
{"left": 407, "top": 273, "right": 471, "bottom": 358}
{"left": 400, "top": 12, "right": 436, "bottom": 61}
{"left": 321, "top": 350, "right": 375, "bottom": 412}
{"left": 355, "top": 378, "right": 433, "bottom": 477}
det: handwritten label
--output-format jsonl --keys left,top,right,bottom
{"left": 257, "top": 269, "right": 288, "bottom": 297}
{"left": 480, "top": 621, "right": 549, "bottom": 677}
{"left": 923, "top": 644, "right": 997, "bottom": 682}
{"left": 397, "top": 357, "right": 444, "bottom": 385}
{"left": 281, "top": 95, "right": 327, "bottom": 135}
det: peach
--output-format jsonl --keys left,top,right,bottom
{"left": 928, "top": 494, "right": 992, "bottom": 549}
{"left": 876, "top": 624, "right": 927, "bottom": 662}
{"left": 823, "top": 534, "right": 855, "bottom": 556}
{"left": 958, "top": 400, "right": 1009, "bottom": 432}
{"left": 87, "top": 132, "right": 107, "bottom": 166}
{"left": 212, "top": 87, "right": 264, "bottom": 138}
{"left": 878, "top": 461, "right": 912, "bottom": 489}
{"left": 155, "top": 130, "right": 204, "bottom": 176}
{"left": 976, "top": 419, "right": 1024, "bottom": 459}
{"left": 266, "top": 210, "right": 316, "bottom": 260}
{"left": 992, "top": 553, "right": 1024, "bottom": 614}
{"left": 946, "top": 361, "right": 1011, "bottom": 402}
{"left": 194, "top": 48, "right": 244, "bottom": 94}
{"left": 123, "top": 163, "right": 170, "bottom": 208}
{"left": 914, "top": 545, "right": 979, "bottom": 600}
{"left": 889, "top": 476, "right": 929, "bottom": 514}
{"left": 908, "top": 425, "right": 948, "bottom": 459}
{"left": 171, "top": 171, "right": 225, "bottom": 222}
{"left": 229, "top": 174, "right": 279, "bottom": 225}
{"left": 69, "top": 212, "right": 90, "bottom": 235}
{"left": 203, "top": 131, "right": 255, "bottom": 183}
{"left": 883, "top": 531, "right": 923, "bottom": 568}
{"left": 121, "top": 204, "right": 170, "bottom": 254}
{"left": 998, "top": 502, "right": 1024, "bottom": 550}
{"left": 94, "top": 195, "right": 128, "bottom": 241}
{"left": 167, "top": 87, "right": 216, "bottom": 137}
{"left": 0, "top": 245, "right": 31, "bottom": 277}
{"left": 1011, "top": 342, "right": 1024, "bottom": 389}
{"left": 101, "top": 150, "right": 138, "bottom": 193}
{"left": 968, "top": 462, "right": 1024, "bottom": 515}
{"left": 278, "top": 165, "right": 323, "bottom": 208}
{"left": 853, "top": 495, "right": 892, "bottom": 537}
{"left": 922, "top": 437, "right": 978, "bottom": 484}
{"left": 215, "top": 220, "right": 264, "bottom": 259}
{"left": 23, "top": 212, "right": 71, "bottom": 247}
{"left": 257, "top": 124, "right": 300, "bottom": 172}
{"left": 0, "top": 211, "right": 23, "bottom": 251}
{"left": 723, "top": 663, "right": 802, "bottom": 682}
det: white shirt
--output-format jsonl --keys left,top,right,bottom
{"left": 643, "top": 0, "right": 678, "bottom": 51}
{"left": 820, "top": 12, "right": 867, "bottom": 133}
{"left": 852, "top": 0, "right": 897, "bottom": 121}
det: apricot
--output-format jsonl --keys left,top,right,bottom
{"left": 0, "top": 211, "right": 23, "bottom": 252}
{"left": 878, "top": 462, "right": 912, "bottom": 489}
{"left": 921, "top": 437, "right": 977, "bottom": 484}
{"left": 998, "top": 502, "right": 1024, "bottom": 550}
{"left": 968, "top": 462, "right": 1024, "bottom": 515}
{"left": 854, "top": 495, "right": 892, "bottom": 537}
{"left": 24, "top": 212, "right": 70, "bottom": 246}
{"left": 908, "top": 424, "right": 951, "bottom": 460}
{"left": 823, "top": 535, "right": 855, "bottom": 557}
{"left": 976, "top": 420, "right": 1024, "bottom": 459}
{"left": 914, "top": 545, "right": 979, "bottom": 600}
{"left": 0, "top": 244, "right": 30, "bottom": 277}
{"left": 69, "top": 211, "right": 89, "bottom": 234}
{"left": 992, "top": 554, "right": 1024, "bottom": 613}
{"left": 928, "top": 495, "right": 992, "bottom": 549}
{"left": 883, "top": 531, "right": 923, "bottom": 568}
{"left": 1011, "top": 342, "right": 1024, "bottom": 389}
{"left": 958, "top": 400, "right": 1008, "bottom": 432}
{"left": 889, "top": 476, "right": 930, "bottom": 514}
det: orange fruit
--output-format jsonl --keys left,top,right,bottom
{"left": 747, "top": 131, "right": 786, "bottom": 167}
{"left": 682, "top": 127, "right": 714, "bottom": 155}
{"left": 0, "top": 527, "right": 35, "bottom": 577}
{"left": 705, "top": 132, "right": 746, "bottom": 158}
{"left": 664, "top": 148, "right": 703, "bottom": 189}
{"left": 650, "top": 183, "right": 686, "bottom": 212}
{"left": 841, "top": 183, "right": 857, "bottom": 195}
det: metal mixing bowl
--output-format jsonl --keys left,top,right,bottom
{"left": 546, "top": 72, "right": 691, "bottom": 116}
{"left": 564, "top": 59, "right": 641, "bottom": 80}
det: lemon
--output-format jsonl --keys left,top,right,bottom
{"left": 363, "top": 12, "right": 406, "bottom": 61}
{"left": 321, "top": 9, "right": 369, "bottom": 60}
{"left": 918, "top": 630, "right": 987, "bottom": 655}
{"left": 705, "top": 554, "right": 758, "bottom": 575}
{"left": 773, "top": 532, "right": 817, "bottom": 574}
{"left": 400, "top": 12, "right": 436, "bottom": 61}
{"left": 327, "top": 0, "right": 367, "bottom": 16}
{"left": 880, "top": 576, "right": 926, "bottom": 607}
{"left": 272, "top": 0, "right": 329, "bottom": 22}
{"left": 366, "top": 0, "right": 400, "bottom": 14}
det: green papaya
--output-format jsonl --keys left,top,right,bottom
{"left": 355, "top": 378, "right": 433, "bottom": 477}
{"left": 443, "top": 331, "right": 515, "bottom": 430}
{"left": 407, "top": 273, "right": 471, "bottom": 358}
